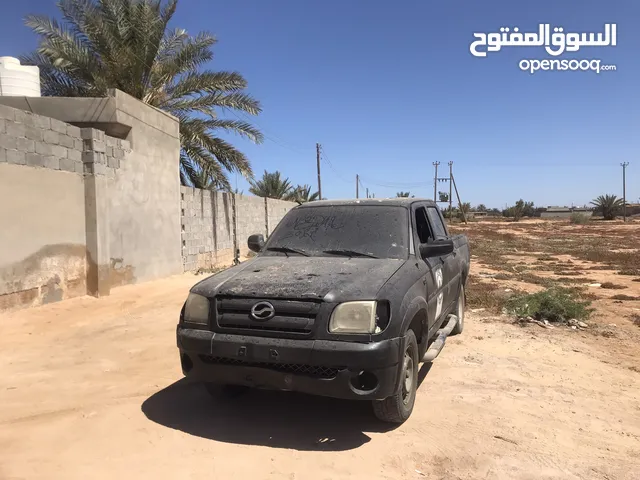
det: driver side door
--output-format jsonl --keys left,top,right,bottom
{"left": 412, "top": 205, "right": 446, "bottom": 333}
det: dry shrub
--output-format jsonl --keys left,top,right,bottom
{"left": 600, "top": 282, "right": 626, "bottom": 290}
{"left": 618, "top": 269, "right": 640, "bottom": 276}
{"left": 570, "top": 213, "right": 591, "bottom": 224}
{"left": 631, "top": 314, "right": 640, "bottom": 327}
{"left": 611, "top": 294, "right": 639, "bottom": 301}
{"left": 506, "top": 287, "right": 594, "bottom": 322}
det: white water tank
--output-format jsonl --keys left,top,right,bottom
{"left": 0, "top": 57, "right": 41, "bottom": 97}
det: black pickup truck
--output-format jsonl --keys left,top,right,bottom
{"left": 177, "top": 198, "right": 470, "bottom": 423}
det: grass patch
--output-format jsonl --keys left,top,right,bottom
{"left": 505, "top": 287, "right": 594, "bottom": 322}
{"left": 611, "top": 294, "right": 639, "bottom": 301}
{"left": 466, "top": 278, "right": 521, "bottom": 313}
{"left": 517, "top": 272, "right": 553, "bottom": 287}
{"left": 633, "top": 278, "right": 640, "bottom": 283}
{"left": 493, "top": 273, "right": 513, "bottom": 280}
{"left": 537, "top": 255, "right": 558, "bottom": 262}
{"left": 618, "top": 269, "right": 640, "bottom": 276}
{"left": 600, "top": 282, "right": 626, "bottom": 290}
{"left": 553, "top": 270, "right": 583, "bottom": 276}
{"left": 569, "top": 213, "right": 591, "bottom": 224}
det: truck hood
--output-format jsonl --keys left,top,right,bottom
{"left": 191, "top": 256, "right": 405, "bottom": 302}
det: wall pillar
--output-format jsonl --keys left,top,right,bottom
{"left": 82, "top": 128, "right": 111, "bottom": 297}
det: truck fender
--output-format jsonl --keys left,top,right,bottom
{"left": 391, "top": 296, "right": 428, "bottom": 395}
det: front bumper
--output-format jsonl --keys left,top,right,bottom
{"left": 177, "top": 327, "right": 402, "bottom": 400}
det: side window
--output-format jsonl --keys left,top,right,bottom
{"left": 414, "top": 207, "right": 432, "bottom": 243}
{"left": 426, "top": 207, "right": 447, "bottom": 239}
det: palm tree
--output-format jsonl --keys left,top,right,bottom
{"left": 396, "top": 191, "right": 411, "bottom": 197}
{"left": 248, "top": 170, "right": 293, "bottom": 199}
{"left": 289, "top": 184, "right": 319, "bottom": 204}
{"left": 591, "top": 194, "right": 623, "bottom": 220}
{"left": 23, "top": 0, "right": 263, "bottom": 190}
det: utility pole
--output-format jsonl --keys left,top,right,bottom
{"left": 621, "top": 162, "right": 629, "bottom": 222}
{"left": 451, "top": 173, "right": 467, "bottom": 224}
{"left": 448, "top": 161, "right": 453, "bottom": 218}
{"left": 432, "top": 162, "right": 440, "bottom": 201}
{"left": 316, "top": 143, "right": 322, "bottom": 200}
{"left": 356, "top": 174, "right": 359, "bottom": 199}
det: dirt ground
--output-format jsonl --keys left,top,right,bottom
{"left": 2, "top": 220, "right": 640, "bottom": 479}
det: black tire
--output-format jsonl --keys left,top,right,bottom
{"left": 372, "top": 329, "right": 418, "bottom": 423}
{"left": 203, "top": 382, "right": 250, "bottom": 398}
{"left": 450, "top": 284, "right": 465, "bottom": 336}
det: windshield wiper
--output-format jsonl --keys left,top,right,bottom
{"left": 266, "top": 246, "right": 309, "bottom": 257}
{"left": 323, "top": 249, "right": 378, "bottom": 259}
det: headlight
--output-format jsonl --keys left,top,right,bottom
{"left": 329, "top": 301, "right": 377, "bottom": 334}
{"left": 183, "top": 293, "right": 210, "bottom": 325}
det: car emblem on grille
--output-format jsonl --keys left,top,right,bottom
{"left": 250, "top": 301, "right": 275, "bottom": 321}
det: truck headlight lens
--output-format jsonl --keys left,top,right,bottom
{"left": 329, "top": 301, "right": 377, "bottom": 334}
{"left": 183, "top": 293, "right": 210, "bottom": 325}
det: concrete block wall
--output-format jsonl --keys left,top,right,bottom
{"left": 0, "top": 103, "right": 129, "bottom": 309}
{"left": 180, "top": 187, "right": 297, "bottom": 271}
{"left": 0, "top": 89, "right": 181, "bottom": 311}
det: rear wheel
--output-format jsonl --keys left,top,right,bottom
{"left": 451, "top": 284, "right": 465, "bottom": 335}
{"left": 372, "top": 329, "right": 418, "bottom": 423}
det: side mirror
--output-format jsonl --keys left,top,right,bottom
{"left": 248, "top": 234, "right": 265, "bottom": 253}
{"left": 419, "top": 239, "right": 454, "bottom": 259}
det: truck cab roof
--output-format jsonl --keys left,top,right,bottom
{"left": 295, "top": 198, "right": 437, "bottom": 209}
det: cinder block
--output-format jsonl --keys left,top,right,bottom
{"left": 7, "top": 149, "right": 26, "bottom": 165}
{"left": 43, "top": 129, "right": 60, "bottom": 144}
{"left": 93, "top": 162, "right": 107, "bottom": 175}
{"left": 16, "top": 137, "right": 35, "bottom": 152}
{"left": 13, "top": 109, "right": 34, "bottom": 126}
{"left": 74, "top": 160, "right": 84, "bottom": 173}
{"left": 106, "top": 146, "right": 113, "bottom": 157}
{"left": 107, "top": 156, "right": 120, "bottom": 168}
{"left": 6, "top": 122, "right": 26, "bottom": 137}
{"left": 67, "top": 124, "right": 82, "bottom": 138}
{"left": 35, "top": 142, "right": 53, "bottom": 155}
{"left": 26, "top": 152, "right": 45, "bottom": 167}
{"left": 32, "top": 115, "right": 50, "bottom": 129}
{"left": 83, "top": 162, "right": 94, "bottom": 174}
{"left": 74, "top": 139, "right": 83, "bottom": 150}
{"left": 66, "top": 148, "right": 81, "bottom": 162}
{"left": 114, "top": 148, "right": 124, "bottom": 159}
{"left": 59, "top": 134, "right": 74, "bottom": 148}
{"left": 0, "top": 147, "right": 6, "bottom": 163}
{"left": 120, "top": 139, "right": 130, "bottom": 150}
{"left": 51, "top": 144, "right": 67, "bottom": 158}
{"left": 43, "top": 155, "right": 60, "bottom": 170}
{"left": 0, "top": 118, "right": 5, "bottom": 134}
{"left": 0, "top": 105, "right": 14, "bottom": 121}
{"left": 59, "top": 157, "right": 75, "bottom": 172}
{"left": 91, "top": 139, "right": 106, "bottom": 153}
{"left": 50, "top": 118, "right": 68, "bottom": 134}
{"left": 0, "top": 133, "right": 18, "bottom": 150}
{"left": 25, "top": 125, "right": 43, "bottom": 141}
{"left": 106, "top": 136, "right": 119, "bottom": 147}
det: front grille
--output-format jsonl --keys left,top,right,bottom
{"left": 199, "top": 355, "right": 343, "bottom": 379}
{"left": 215, "top": 297, "right": 320, "bottom": 335}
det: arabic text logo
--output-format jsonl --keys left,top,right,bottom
{"left": 469, "top": 24, "right": 617, "bottom": 57}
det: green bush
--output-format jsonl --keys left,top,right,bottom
{"left": 569, "top": 213, "right": 590, "bottom": 224}
{"left": 506, "top": 287, "right": 594, "bottom": 322}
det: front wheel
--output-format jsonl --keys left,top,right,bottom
{"left": 372, "top": 329, "right": 418, "bottom": 423}
{"left": 450, "top": 284, "right": 465, "bottom": 336}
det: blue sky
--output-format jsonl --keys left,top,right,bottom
{"left": 1, "top": 0, "right": 637, "bottom": 208}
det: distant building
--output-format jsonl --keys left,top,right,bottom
{"left": 540, "top": 206, "right": 593, "bottom": 219}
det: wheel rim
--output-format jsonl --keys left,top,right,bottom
{"left": 402, "top": 347, "right": 414, "bottom": 405}
{"left": 457, "top": 287, "right": 465, "bottom": 329}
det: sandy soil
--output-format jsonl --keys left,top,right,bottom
{"left": 1, "top": 274, "right": 640, "bottom": 479}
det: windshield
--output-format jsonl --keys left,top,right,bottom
{"left": 263, "top": 205, "right": 409, "bottom": 260}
